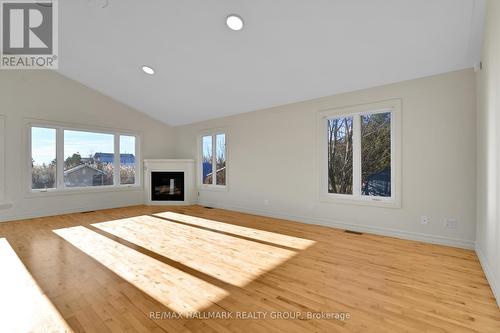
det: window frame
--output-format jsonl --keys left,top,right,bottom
{"left": 318, "top": 99, "right": 402, "bottom": 208}
{"left": 197, "top": 129, "right": 227, "bottom": 191}
{"left": 26, "top": 120, "right": 141, "bottom": 195}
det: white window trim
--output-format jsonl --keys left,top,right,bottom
{"left": 25, "top": 119, "right": 142, "bottom": 196}
{"left": 317, "top": 99, "right": 402, "bottom": 208}
{"left": 197, "top": 128, "right": 227, "bottom": 191}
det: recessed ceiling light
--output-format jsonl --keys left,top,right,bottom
{"left": 226, "top": 14, "right": 244, "bottom": 31}
{"left": 142, "top": 65, "right": 155, "bottom": 75}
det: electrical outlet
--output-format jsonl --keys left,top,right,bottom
{"left": 420, "top": 216, "right": 429, "bottom": 225}
{"left": 264, "top": 199, "right": 270, "bottom": 206}
{"left": 444, "top": 218, "right": 458, "bottom": 229}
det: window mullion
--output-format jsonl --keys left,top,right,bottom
{"left": 352, "top": 115, "right": 361, "bottom": 197}
{"left": 56, "top": 128, "right": 64, "bottom": 189}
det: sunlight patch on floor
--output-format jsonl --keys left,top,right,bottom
{"left": 92, "top": 215, "right": 310, "bottom": 287}
{"left": 53, "top": 226, "right": 228, "bottom": 315}
{"left": 154, "top": 211, "right": 316, "bottom": 250}
{"left": 0, "top": 238, "right": 73, "bottom": 333}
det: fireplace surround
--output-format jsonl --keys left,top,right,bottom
{"left": 144, "top": 159, "right": 195, "bottom": 205}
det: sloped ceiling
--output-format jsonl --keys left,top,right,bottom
{"left": 58, "top": 0, "right": 485, "bottom": 126}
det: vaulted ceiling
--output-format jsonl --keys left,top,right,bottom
{"left": 58, "top": 0, "right": 485, "bottom": 126}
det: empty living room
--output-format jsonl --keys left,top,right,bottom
{"left": 1, "top": 0, "right": 500, "bottom": 332}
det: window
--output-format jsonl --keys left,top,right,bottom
{"left": 120, "top": 135, "right": 137, "bottom": 185}
{"left": 327, "top": 116, "right": 353, "bottom": 195}
{"left": 202, "top": 135, "right": 213, "bottom": 185}
{"left": 199, "top": 131, "right": 226, "bottom": 188}
{"left": 361, "top": 113, "right": 391, "bottom": 197}
{"left": 31, "top": 127, "right": 57, "bottom": 190}
{"left": 29, "top": 123, "right": 140, "bottom": 192}
{"left": 319, "top": 100, "right": 401, "bottom": 207}
{"left": 64, "top": 130, "right": 115, "bottom": 187}
{"left": 215, "top": 134, "right": 226, "bottom": 185}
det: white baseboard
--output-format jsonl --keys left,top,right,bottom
{"left": 198, "top": 201, "right": 475, "bottom": 249}
{"left": 2, "top": 199, "right": 476, "bottom": 250}
{"left": 475, "top": 244, "right": 500, "bottom": 309}
{"left": 0, "top": 201, "right": 143, "bottom": 223}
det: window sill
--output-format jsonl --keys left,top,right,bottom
{"left": 319, "top": 194, "right": 401, "bottom": 209}
{"left": 198, "top": 185, "right": 227, "bottom": 192}
{"left": 25, "top": 184, "right": 142, "bottom": 198}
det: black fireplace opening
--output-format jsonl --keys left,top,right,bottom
{"left": 151, "top": 172, "right": 184, "bottom": 201}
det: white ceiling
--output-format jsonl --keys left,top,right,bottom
{"left": 58, "top": 0, "right": 485, "bottom": 126}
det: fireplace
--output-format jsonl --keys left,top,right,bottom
{"left": 151, "top": 172, "right": 184, "bottom": 201}
{"left": 144, "top": 159, "right": 194, "bottom": 205}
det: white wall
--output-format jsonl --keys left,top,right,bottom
{"left": 174, "top": 69, "right": 477, "bottom": 249}
{"left": 476, "top": 0, "right": 500, "bottom": 307}
{"left": 0, "top": 70, "right": 175, "bottom": 222}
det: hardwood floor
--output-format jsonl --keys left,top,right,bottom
{"left": 0, "top": 205, "right": 498, "bottom": 333}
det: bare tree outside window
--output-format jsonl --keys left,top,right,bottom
{"left": 201, "top": 133, "right": 226, "bottom": 187}
{"left": 216, "top": 134, "right": 226, "bottom": 185}
{"left": 327, "top": 117, "right": 353, "bottom": 194}
{"left": 322, "top": 102, "right": 398, "bottom": 205}
{"left": 202, "top": 135, "right": 213, "bottom": 184}
{"left": 361, "top": 112, "right": 391, "bottom": 197}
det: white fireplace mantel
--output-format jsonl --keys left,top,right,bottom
{"left": 144, "top": 159, "right": 196, "bottom": 205}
